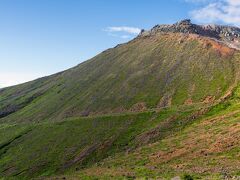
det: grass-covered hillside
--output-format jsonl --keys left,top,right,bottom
{"left": 0, "top": 105, "right": 204, "bottom": 178}
{"left": 0, "top": 30, "right": 240, "bottom": 179}
{"left": 0, "top": 33, "right": 239, "bottom": 123}
{"left": 73, "top": 85, "right": 240, "bottom": 179}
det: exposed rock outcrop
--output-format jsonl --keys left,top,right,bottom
{"left": 139, "top": 19, "right": 240, "bottom": 49}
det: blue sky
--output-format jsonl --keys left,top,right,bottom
{"left": 1, "top": 0, "right": 240, "bottom": 87}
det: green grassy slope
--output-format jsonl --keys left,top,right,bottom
{"left": 0, "top": 105, "right": 205, "bottom": 179}
{"left": 0, "top": 33, "right": 239, "bottom": 123}
{"left": 0, "top": 87, "right": 239, "bottom": 179}
{"left": 0, "top": 32, "right": 240, "bottom": 179}
{"left": 56, "top": 85, "right": 240, "bottom": 179}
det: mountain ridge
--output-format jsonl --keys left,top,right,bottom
{"left": 139, "top": 19, "right": 240, "bottom": 50}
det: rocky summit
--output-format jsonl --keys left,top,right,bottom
{"left": 140, "top": 19, "right": 240, "bottom": 49}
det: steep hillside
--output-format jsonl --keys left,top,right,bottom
{"left": 0, "top": 32, "right": 239, "bottom": 123}
{"left": 73, "top": 86, "right": 240, "bottom": 179}
{"left": 0, "top": 20, "right": 240, "bottom": 179}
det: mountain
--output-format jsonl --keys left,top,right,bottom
{"left": 1, "top": 20, "right": 239, "bottom": 123}
{"left": 140, "top": 19, "right": 240, "bottom": 49}
{"left": 0, "top": 20, "right": 240, "bottom": 179}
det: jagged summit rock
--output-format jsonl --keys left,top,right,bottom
{"left": 139, "top": 19, "right": 240, "bottom": 49}
{"left": 177, "top": 19, "right": 191, "bottom": 25}
{"left": 140, "top": 19, "right": 240, "bottom": 37}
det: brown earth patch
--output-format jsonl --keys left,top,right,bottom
{"left": 71, "top": 143, "right": 99, "bottom": 166}
{"left": 184, "top": 98, "right": 193, "bottom": 105}
{"left": 157, "top": 94, "right": 172, "bottom": 108}
{"left": 187, "top": 33, "right": 235, "bottom": 57}
{"left": 150, "top": 147, "right": 189, "bottom": 163}
{"left": 155, "top": 33, "right": 235, "bottom": 58}
{"left": 169, "top": 33, "right": 235, "bottom": 57}
{"left": 202, "top": 96, "right": 215, "bottom": 103}
{"left": 205, "top": 39, "right": 235, "bottom": 57}
{"left": 209, "top": 135, "right": 239, "bottom": 153}
{"left": 148, "top": 109, "right": 240, "bottom": 174}
{"left": 130, "top": 102, "right": 147, "bottom": 112}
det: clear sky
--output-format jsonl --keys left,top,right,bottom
{"left": 0, "top": 0, "right": 239, "bottom": 87}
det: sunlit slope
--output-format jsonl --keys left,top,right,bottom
{"left": 0, "top": 33, "right": 239, "bottom": 123}
{"left": 56, "top": 84, "right": 240, "bottom": 179}
{"left": 1, "top": 84, "right": 238, "bottom": 179}
{"left": 0, "top": 105, "right": 204, "bottom": 178}
{"left": 0, "top": 29, "right": 240, "bottom": 179}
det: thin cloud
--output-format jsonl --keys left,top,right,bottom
{"left": 188, "top": 0, "right": 240, "bottom": 26}
{"left": 105, "top": 26, "right": 141, "bottom": 35}
{"left": 104, "top": 26, "right": 141, "bottom": 39}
